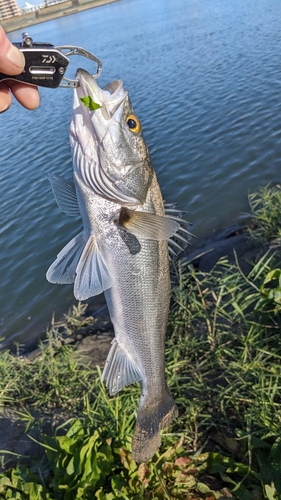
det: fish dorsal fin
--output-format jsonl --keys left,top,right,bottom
{"left": 47, "top": 232, "right": 113, "bottom": 300}
{"left": 48, "top": 175, "right": 80, "bottom": 216}
{"left": 164, "top": 201, "right": 195, "bottom": 258}
{"left": 117, "top": 207, "right": 180, "bottom": 240}
{"left": 101, "top": 339, "right": 142, "bottom": 395}
{"left": 74, "top": 236, "right": 113, "bottom": 300}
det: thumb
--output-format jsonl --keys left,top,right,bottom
{"left": 0, "top": 26, "right": 25, "bottom": 76}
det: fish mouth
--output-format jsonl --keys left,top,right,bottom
{"left": 74, "top": 68, "right": 127, "bottom": 121}
{"left": 70, "top": 69, "right": 147, "bottom": 206}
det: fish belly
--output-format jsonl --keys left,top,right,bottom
{"left": 104, "top": 235, "right": 169, "bottom": 390}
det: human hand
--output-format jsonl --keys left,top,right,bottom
{"left": 0, "top": 26, "right": 40, "bottom": 113}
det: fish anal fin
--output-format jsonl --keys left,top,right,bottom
{"left": 117, "top": 207, "right": 180, "bottom": 240}
{"left": 102, "top": 339, "right": 142, "bottom": 395}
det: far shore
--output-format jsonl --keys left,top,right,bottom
{"left": 2, "top": 0, "right": 119, "bottom": 34}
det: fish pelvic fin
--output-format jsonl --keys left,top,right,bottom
{"left": 102, "top": 339, "right": 142, "bottom": 395}
{"left": 46, "top": 231, "right": 86, "bottom": 284}
{"left": 132, "top": 390, "right": 178, "bottom": 463}
{"left": 46, "top": 232, "right": 112, "bottom": 300}
{"left": 74, "top": 235, "right": 112, "bottom": 300}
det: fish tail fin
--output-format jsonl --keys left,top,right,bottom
{"left": 132, "top": 390, "right": 178, "bottom": 463}
{"left": 46, "top": 231, "right": 112, "bottom": 300}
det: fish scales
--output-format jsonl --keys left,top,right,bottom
{"left": 46, "top": 69, "right": 189, "bottom": 462}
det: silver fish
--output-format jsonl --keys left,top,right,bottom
{"left": 46, "top": 69, "right": 190, "bottom": 462}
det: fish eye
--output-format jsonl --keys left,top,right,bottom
{"left": 126, "top": 114, "right": 141, "bottom": 134}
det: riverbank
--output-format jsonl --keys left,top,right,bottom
{"left": 2, "top": 0, "right": 119, "bottom": 33}
{"left": 1, "top": 184, "right": 281, "bottom": 498}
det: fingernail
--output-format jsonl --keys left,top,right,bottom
{"left": 7, "top": 44, "right": 25, "bottom": 69}
{"left": 0, "top": 103, "right": 9, "bottom": 113}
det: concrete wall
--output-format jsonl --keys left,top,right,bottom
{"left": 2, "top": 0, "right": 118, "bottom": 33}
{"left": 36, "top": 0, "right": 74, "bottom": 18}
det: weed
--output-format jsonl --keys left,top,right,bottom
{"left": 248, "top": 183, "right": 281, "bottom": 242}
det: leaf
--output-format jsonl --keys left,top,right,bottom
{"left": 138, "top": 463, "right": 149, "bottom": 482}
{"left": 66, "top": 456, "right": 75, "bottom": 475}
{"left": 174, "top": 456, "right": 192, "bottom": 467}
{"left": 80, "top": 96, "right": 102, "bottom": 111}
{"left": 56, "top": 436, "right": 73, "bottom": 454}
{"left": 263, "top": 269, "right": 281, "bottom": 285}
{"left": 210, "top": 432, "right": 240, "bottom": 455}
{"left": 22, "top": 482, "right": 46, "bottom": 496}
{"left": 0, "top": 475, "right": 12, "bottom": 492}
{"left": 66, "top": 419, "right": 85, "bottom": 439}
{"left": 264, "top": 484, "right": 276, "bottom": 500}
{"left": 196, "top": 481, "right": 213, "bottom": 493}
{"left": 269, "top": 441, "right": 281, "bottom": 494}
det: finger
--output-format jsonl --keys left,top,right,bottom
{"left": 0, "top": 26, "right": 25, "bottom": 76}
{"left": 10, "top": 82, "right": 40, "bottom": 110}
{"left": 0, "top": 83, "right": 12, "bottom": 113}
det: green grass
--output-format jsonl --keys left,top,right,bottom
{"left": 248, "top": 183, "right": 281, "bottom": 242}
{"left": 0, "top": 184, "right": 281, "bottom": 499}
{"left": 168, "top": 251, "right": 281, "bottom": 499}
{"left": 0, "top": 303, "right": 98, "bottom": 413}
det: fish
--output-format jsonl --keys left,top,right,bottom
{"left": 46, "top": 69, "right": 191, "bottom": 462}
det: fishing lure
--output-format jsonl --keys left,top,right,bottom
{"left": 0, "top": 32, "right": 102, "bottom": 88}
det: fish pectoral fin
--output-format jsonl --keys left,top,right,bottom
{"left": 101, "top": 339, "right": 142, "bottom": 395}
{"left": 48, "top": 174, "right": 80, "bottom": 216}
{"left": 46, "top": 231, "right": 86, "bottom": 284}
{"left": 117, "top": 207, "right": 180, "bottom": 240}
{"left": 74, "top": 236, "right": 113, "bottom": 300}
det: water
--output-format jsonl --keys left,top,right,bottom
{"left": 1, "top": 0, "right": 281, "bottom": 349}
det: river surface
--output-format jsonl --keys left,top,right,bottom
{"left": 1, "top": 0, "right": 281, "bottom": 349}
